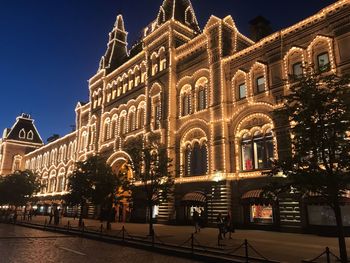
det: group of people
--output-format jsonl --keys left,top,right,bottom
{"left": 192, "top": 207, "right": 235, "bottom": 240}
{"left": 0, "top": 208, "right": 18, "bottom": 223}
{"left": 48, "top": 207, "right": 60, "bottom": 225}
{"left": 23, "top": 207, "right": 36, "bottom": 221}
{"left": 192, "top": 206, "right": 205, "bottom": 233}
{"left": 217, "top": 212, "right": 235, "bottom": 240}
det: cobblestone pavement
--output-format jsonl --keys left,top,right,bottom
{"left": 0, "top": 224, "right": 201, "bottom": 263}
{"left": 22, "top": 215, "right": 350, "bottom": 263}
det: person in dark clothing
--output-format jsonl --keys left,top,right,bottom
{"left": 216, "top": 212, "right": 225, "bottom": 242}
{"left": 48, "top": 209, "right": 54, "bottom": 224}
{"left": 54, "top": 208, "right": 60, "bottom": 225}
{"left": 225, "top": 211, "right": 235, "bottom": 239}
{"left": 192, "top": 208, "right": 200, "bottom": 233}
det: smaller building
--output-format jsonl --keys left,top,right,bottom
{"left": 0, "top": 114, "right": 43, "bottom": 176}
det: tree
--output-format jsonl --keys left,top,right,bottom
{"left": 271, "top": 70, "right": 350, "bottom": 262}
{"left": 0, "top": 170, "right": 40, "bottom": 207}
{"left": 123, "top": 133, "right": 173, "bottom": 236}
{"left": 66, "top": 156, "right": 127, "bottom": 228}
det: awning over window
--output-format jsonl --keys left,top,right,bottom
{"left": 241, "top": 189, "right": 264, "bottom": 199}
{"left": 182, "top": 191, "right": 206, "bottom": 203}
{"left": 241, "top": 189, "right": 275, "bottom": 205}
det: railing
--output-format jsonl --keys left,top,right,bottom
{"left": 302, "top": 247, "right": 341, "bottom": 263}
{"left": 0, "top": 217, "right": 281, "bottom": 263}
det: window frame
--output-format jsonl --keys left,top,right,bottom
{"left": 317, "top": 52, "right": 330, "bottom": 73}
{"left": 238, "top": 83, "right": 247, "bottom": 100}
{"left": 256, "top": 76, "right": 265, "bottom": 94}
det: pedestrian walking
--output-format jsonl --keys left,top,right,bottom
{"left": 54, "top": 208, "right": 60, "bottom": 225}
{"left": 216, "top": 212, "right": 224, "bottom": 243}
{"left": 48, "top": 208, "right": 54, "bottom": 224}
{"left": 192, "top": 208, "right": 200, "bottom": 233}
{"left": 225, "top": 211, "right": 235, "bottom": 239}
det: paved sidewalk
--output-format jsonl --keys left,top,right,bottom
{"left": 21, "top": 215, "right": 349, "bottom": 263}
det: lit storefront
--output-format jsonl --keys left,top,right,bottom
{"left": 241, "top": 189, "right": 277, "bottom": 227}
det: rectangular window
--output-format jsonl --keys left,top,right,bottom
{"left": 250, "top": 205, "right": 273, "bottom": 224}
{"left": 292, "top": 62, "right": 303, "bottom": 78}
{"left": 239, "top": 83, "right": 246, "bottom": 100}
{"left": 317, "top": 53, "right": 330, "bottom": 72}
{"left": 256, "top": 77, "right": 265, "bottom": 93}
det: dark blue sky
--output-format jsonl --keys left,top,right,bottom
{"left": 0, "top": 0, "right": 335, "bottom": 142}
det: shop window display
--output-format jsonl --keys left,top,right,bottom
{"left": 250, "top": 204, "right": 273, "bottom": 224}
{"left": 241, "top": 129, "right": 274, "bottom": 171}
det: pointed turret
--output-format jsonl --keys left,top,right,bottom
{"left": 157, "top": 0, "right": 200, "bottom": 32}
{"left": 99, "top": 15, "right": 128, "bottom": 73}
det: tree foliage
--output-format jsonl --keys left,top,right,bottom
{"left": 123, "top": 133, "right": 173, "bottom": 235}
{"left": 271, "top": 70, "right": 350, "bottom": 262}
{"left": 65, "top": 155, "right": 128, "bottom": 227}
{"left": 0, "top": 170, "right": 40, "bottom": 207}
{"left": 274, "top": 71, "right": 350, "bottom": 201}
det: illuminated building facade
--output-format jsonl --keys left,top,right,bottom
{"left": 1, "top": 0, "right": 350, "bottom": 230}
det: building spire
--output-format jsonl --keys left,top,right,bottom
{"left": 99, "top": 14, "right": 128, "bottom": 72}
{"left": 157, "top": 0, "right": 200, "bottom": 32}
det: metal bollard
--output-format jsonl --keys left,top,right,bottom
{"left": 152, "top": 231, "right": 155, "bottom": 247}
{"left": 67, "top": 221, "right": 70, "bottom": 230}
{"left": 100, "top": 224, "right": 103, "bottom": 235}
{"left": 244, "top": 239, "right": 249, "bottom": 263}
{"left": 325, "top": 247, "right": 330, "bottom": 263}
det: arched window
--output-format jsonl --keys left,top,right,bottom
{"left": 153, "top": 101, "right": 161, "bottom": 130}
{"left": 185, "top": 142, "right": 208, "bottom": 176}
{"left": 151, "top": 53, "right": 159, "bottom": 76}
{"left": 81, "top": 131, "right": 88, "bottom": 151}
{"left": 128, "top": 110, "right": 136, "bottom": 132}
{"left": 141, "top": 63, "right": 147, "bottom": 83}
{"left": 57, "top": 168, "right": 65, "bottom": 192}
{"left": 159, "top": 48, "right": 166, "bottom": 71}
{"left": 241, "top": 129, "right": 274, "bottom": 171}
{"left": 104, "top": 118, "right": 110, "bottom": 141}
{"left": 123, "top": 74, "right": 128, "bottom": 93}
{"left": 232, "top": 71, "right": 248, "bottom": 101}
{"left": 41, "top": 179, "right": 48, "bottom": 194}
{"left": 111, "top": 116, "right": 117, "bottom": 139}
{"left": 19, "top": 129, "right": 26, "bottom": 139}
{"left": 117, "top": 86, "right": 122, "bottom": 97}
{"left": 49, "top": 170, "right": 57, "bottom": 193}
{"left": 180, "top": 84, "right": 192, "bottom": 116}
{"left": 137, "top": 107, "right": 145, "bottom": 129}
{"left": 134, "top": 66, "right": 140, "bottom": 86}
{"left": 49, "top": 177, "right": 56, "bottom": 193}
{"left": 317, "top": 52, "right": 330, "bottom": 73}
{"left": 119, "top": 115, "right": 126, "bottom": 136}
{"left": 195, "top": 78, "right": 208, "bottom": 111}
{"left": 128, "top": 71, "right": 134, "bottom": 90}
{"left": 27, "top": 130, "right": 34, "bottom": 140}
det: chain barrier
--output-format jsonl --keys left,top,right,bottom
{"left": 302, "top": 247, "right": 341, "bottom": 263}
{"left": 247, "top": 240, "right": 271, "bottom": 261}
{"left": 6, "top": 218, "right": 284, "bottom": 262}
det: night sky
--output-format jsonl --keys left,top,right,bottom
{"left": 0, "top": 0, "right": 335, "bottom": 142}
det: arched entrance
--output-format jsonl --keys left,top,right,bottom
{"left": 107, "top": 152, "right": 133, "bottom": 223}
{"left": 178, "top": 191, "right": 207, "bottom": 226}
